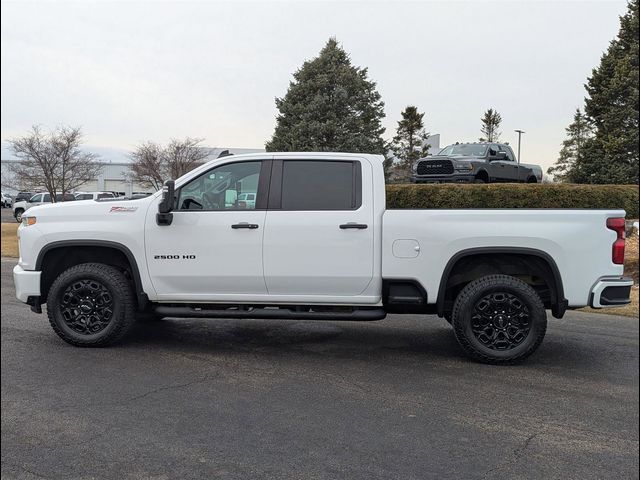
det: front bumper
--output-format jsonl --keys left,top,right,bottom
{"left": 13, "top": 264, "right": 41, "bottom": 303}
{"left": 589, "top": 277, "right": 634, "bottom": 308}
{"left": 411, "top": 173, "right": 475, "bottom": 184}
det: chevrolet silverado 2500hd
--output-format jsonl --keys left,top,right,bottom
{"left": 13, "top": 153, "right": 633, "bottom": 363}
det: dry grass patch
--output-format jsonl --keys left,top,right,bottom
{"left": 1, "top": 223, "right": 19, "bottom": 258}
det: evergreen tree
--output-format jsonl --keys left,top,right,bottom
{"left": 547, "top": 109, "right": 594, "bottom": 182}
{"left": 479, "top": 108, "right": 502, "bottom": 142}
{"left": 266, "top": 38, "right": 386, "bottom": 154}
{"left": 578, "top": 0, "right": 639, "bottom": 184}
{"left": 390, "top": 106, "right": 430, "bottom": 181}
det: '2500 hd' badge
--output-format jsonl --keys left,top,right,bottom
{"left": 154, "top": 255, "right": 196, "bottom": 260}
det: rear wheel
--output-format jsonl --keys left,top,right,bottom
{"left": 14, "top": 209, "right": 24, "bottom": 223}
{"left": 451, "top": 275, "right": 546, "bottom": 364}
{"left": 47, "top": 263, "right": 136, "bottom": 347}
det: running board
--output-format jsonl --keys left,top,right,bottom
{"left": 153, "top": 305, "right": 387, "bottom": 321}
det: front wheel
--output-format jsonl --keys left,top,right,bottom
{"left": 14, "top": 209, "right": 24, "bottom": 222}
{"left": 46, "top": 263, "right": 136, "bottom": 347}
{"left": 451, "top": 275, "right": 547, "bottom": 364}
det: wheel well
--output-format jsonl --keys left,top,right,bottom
{"left": 475, "top": 170, "right": 489, "bottom": 182}
{"left": 438, "top": 252, "right": 564, "bottom": 318}
{"left": 38, "top": 245, "right": 145, "bottom": 308}
{"left": 527, "top": 176, "right": 537, "bottom": 183}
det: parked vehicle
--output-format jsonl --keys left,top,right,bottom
{"left": 412, "top": 142, "right": 543, "bottom": 184}
{"left": 1, "top": 192, "right": 13, "bottom": 208}
{"left": 74, "top": 191, "right": 118, "bottom": 201}
{"left": 14, "top": 192, "right": 36, "bottom": 203}
{"left": 13, "top": 153, "right": 632, "bottom": 363}
{"left": 237, "top": 192, "right": 256, "bottom": 209}
{"left": 12, "top": 192, "right": 75, "bottom": 222}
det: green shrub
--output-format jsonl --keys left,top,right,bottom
{"left": 385, "top": 184, "right": 639, "bottom": 219}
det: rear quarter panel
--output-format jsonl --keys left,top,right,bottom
{"left": 382, "top": 209, "right": 625, "bottom": 307}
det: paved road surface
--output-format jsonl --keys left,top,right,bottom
{"left": 1, "top": 258, "right": 638, "bottom": 479}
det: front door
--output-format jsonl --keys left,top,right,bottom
{"left": 145, "top": 160, "right": 270, "bottom": 301}
{"left": 262, "top": 158, "right": 375, "bottom": 298}
{"left": 488, "top": 144, "right": 519, "bottom": 181}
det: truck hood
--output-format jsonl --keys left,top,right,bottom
{"left": 25, "top": 196, "right": 157, "bottom": 221}
{"left": 420, "top": 155, "right": 483, "bottom": 162}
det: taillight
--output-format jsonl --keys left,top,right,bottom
{"left": 606, "top": 217, "right": 626, "bottom": 265}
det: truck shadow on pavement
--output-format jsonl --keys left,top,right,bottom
{"left": 117, "top": 315, "right": 615, "bottom": 371}
{"left": 125, "top": 316, "right": 467, "bottom": 362}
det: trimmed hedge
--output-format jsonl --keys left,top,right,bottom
{"left": 385, "top": 184, "right": 639, "bottom": 219}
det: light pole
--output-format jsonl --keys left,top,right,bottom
{"left": 514, "top": 129, "right": 525, "bottom": 164}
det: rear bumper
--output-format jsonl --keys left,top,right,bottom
{"left": 411, "top": 174, "right": 475, "bottom": 184}
{"left": 589, "top": 277, "right": 634, "bottom": 308}
{"left": 13, "top": 265, "right": 41, "bottom": 303}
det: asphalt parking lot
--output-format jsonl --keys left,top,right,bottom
{"left": 1, "top": 257, "right": 638, "bottom": 479}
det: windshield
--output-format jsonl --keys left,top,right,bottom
{"left": 438, "top": 144, "right": 488, "bottom": 157}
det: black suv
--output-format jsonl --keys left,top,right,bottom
{"left": 411, "top": 143, "right": 542, "bottom": 184}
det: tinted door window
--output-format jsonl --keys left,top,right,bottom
{"left": 76, "top": 194, "right": 93, "bottom": 200}
{"left": 280, "top": 161, "right": 360, "bottom": 211}
{"left": 500, "top": 145, "right": 515, "bottom": 161}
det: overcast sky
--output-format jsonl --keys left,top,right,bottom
{"left": 0, "top": 0, "right": 629, "bottom": 170}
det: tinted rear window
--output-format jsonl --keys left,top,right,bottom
{"left": 280, "top": 160, "right": 360, "bottom": 210}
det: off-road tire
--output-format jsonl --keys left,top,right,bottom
{"left": 451, "top": 274, "right": 547, "bottom": 365}
{"left": 47, "top": 263, "right": 136, "bottom": 347}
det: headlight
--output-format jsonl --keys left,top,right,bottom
{"left": 454, "top": 162, "right": 474, "bottom": 171}
{"left": 22, "top": 216, "right": 37, "bottom": 226}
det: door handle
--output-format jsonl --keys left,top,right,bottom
{"left": 231, "top": 223, "right": 259, "bottom": 229}
{"left": 340, "top": 223, "right": 368, "bottom": 229}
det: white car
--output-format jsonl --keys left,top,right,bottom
{"left": 74, "top": 191, "right": 117, "bottom": 201}
{"left": 1, "top": 192, "right": 13, "bottom": 208}
{"left": 13, "top": 152, "right": 633, "bottom": 363}
{"left": 12, "top": 192, "right": 76, "bottom": 222}
{"left": 237, "top": 192, "right": 256, "bottom": 209}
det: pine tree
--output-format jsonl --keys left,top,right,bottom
{"left": 265, "top": 38, "right": 386, "bottom": 154}
{"left": 547, "top": 109, "right": 594, "bottom": 182}
{"left": 479, "top": 108, "right": 502, "bottom": 142}
{"left": 578, "top": 0, "right": 639, "bottom": 184}
{"left": 390, "top": 106, "right": 430, "bottom": 181}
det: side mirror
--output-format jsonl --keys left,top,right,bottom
{"left": 157, "top": 180, "right": 175, "bottom": 226}
{"left": 495, "top": 152, "right": 508, "bottom": 160}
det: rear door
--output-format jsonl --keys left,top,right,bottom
{"left": 262, "top": 157, "right": 374, "bottom": 297}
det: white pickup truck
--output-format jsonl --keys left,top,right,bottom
{"left": 13, "top": 153, "right": 633, "bottom": 363}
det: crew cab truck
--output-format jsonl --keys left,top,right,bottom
{"left": 13, "top": 153, "right": 632, "bottom": 364}
{"left": 412, "top": 142, "right": 543, "bottom": 184}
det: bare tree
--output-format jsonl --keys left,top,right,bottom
{"left": 128, "top": 137, "right": 210, "bottom": 190}
{"left": 8, "top": 126, "right": 103, "bottom": 202}
{"left": 479, "top": 108, "right": 502, "bottom": 142}
{"left": 129, "top": 142, "right": 165, "bottom": 191}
